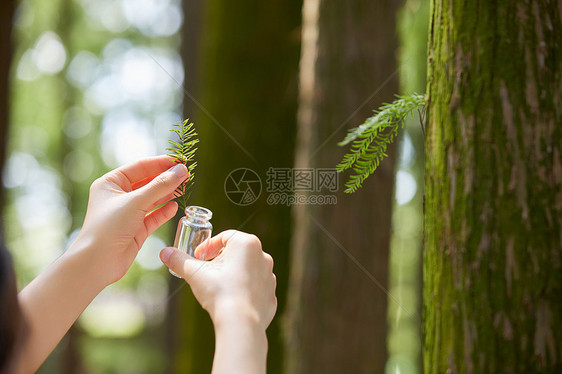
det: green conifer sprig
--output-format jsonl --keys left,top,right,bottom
{"left": 166, "top": 119, "right": 199, "bottom": 210}
{"left": 337, "top": 94, "right": 425, "bottom": 193}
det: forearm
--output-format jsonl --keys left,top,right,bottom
{"left": 17, "top": 240, "right": 108, "bottom": 373}
{"left": 212, "top": 304, "right": 268, "bottom": 374}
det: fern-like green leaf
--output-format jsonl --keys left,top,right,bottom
{"left": 167, "top": 119, "right": 199, "bottom": 209}
{"left": 337, "top": 94, "right": 425, "bottom": 193}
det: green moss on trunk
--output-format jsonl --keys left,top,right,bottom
{"left": 424, "top": 0, "right": 562, "bottom": 372}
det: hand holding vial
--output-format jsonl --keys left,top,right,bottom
{"left": 160, "top": 230, "right": 276, "bottom": 373}
{"left": 161, "top": 230, "right": 277, "bottom": 329}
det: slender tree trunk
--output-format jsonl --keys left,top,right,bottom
{"left": 424, "top": 1, "right": 562, "bottom": 372}
{"left": 173, "top": 1, "right": 301, "bottom": 372}
{"left": 285, "top": 0, "right": 400, "bottom": 373}
{"left": 56, "top": 0, "right": 86, "bottom": 371}
{"left": 0, "top": 0, "right": 16, "bottom": 230}
{"left": 166, "top": 1, "right": 206, "bottom": 373}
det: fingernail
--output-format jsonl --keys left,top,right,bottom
{"left": 169, "top": 164, "right": 188, "bottom": 178}
{"left": 161, "top": 247, "right": 173, "bottom": 263}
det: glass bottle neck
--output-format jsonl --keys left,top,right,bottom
{"left": 185, "top": 206, "right": 212, "bottom": 224}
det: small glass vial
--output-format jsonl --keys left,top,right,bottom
{"left": 171, "top": 206, "right": 213, "bottom": 278}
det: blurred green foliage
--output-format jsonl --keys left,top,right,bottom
{"left": 6, "top": 0, "right": 184, "bottom": 372}
{"left": 386, "top": 1, "right": 429, "bottom": 373}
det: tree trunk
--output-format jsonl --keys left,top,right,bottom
{"left": 173, "top": 1, "right": 301, "bottom": 372}
{"left": 166, "top": 1, "right": 206, "bottom": 372}
{"left": 56, "top": 0, "right": 86, "bottom": 372}
{"left": 424, "top": 1, "right": 562, "bottom": 372}
{"left": 0, "top": 0, "right": 15, "bottom": 230}
{"left": 284, "top": 0, "right": 400, "bottom": 373}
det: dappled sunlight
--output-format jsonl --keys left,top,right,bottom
{"left": 395, "top": 170, "right": 417, "bottom": 206}
{"left": 16, "top": 31, "right": 67, "bottom": 80}
{"left": 6, "top": 0, "right": 184, "bottom": 371}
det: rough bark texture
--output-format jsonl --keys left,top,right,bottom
{"left": 284, "top": 0, "right": 400, "bottom": 373}
{"left": 424, "top": 0, "right": 562, "bottom": 372}
{"left": 173, "top": 1, "right": 301, "bottom": 372}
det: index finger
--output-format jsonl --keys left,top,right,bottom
{"left": 116, "top": 155, "right": 178, "bottom": 185}
{"left": 193, "top": 238, "right": 220, "bottom": 260}
{"left": 193, "top": 230, "right": 240, "bottom": 260}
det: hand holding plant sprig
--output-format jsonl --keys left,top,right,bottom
{"left": 167, "top": 119, "right": 199, "bottom": 210}
{"left": 17, "top": 119, "right": 202, "bottom": 373}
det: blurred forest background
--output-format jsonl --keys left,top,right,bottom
{"left": 1, "top": 0, "right": 428, "bottom": 373}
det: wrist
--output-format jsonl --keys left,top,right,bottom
{"left": 211, "top": 298, "right": 264, "bottom": 330}
{"left": 64, "top": 237, "right": 114, "bottom": 289}
{"left": 211, "top": 298, "right": 268, "bottom": 373}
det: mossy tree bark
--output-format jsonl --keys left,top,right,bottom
{"left": 284, "top": 0, "right": 400, "bottom": 373}
{"left": 424, "top": 0, "right": 562, "bottom": 372}
{"left": 172, "top": 0, "right": 302, "bottom": 373}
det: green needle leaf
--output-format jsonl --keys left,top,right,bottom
{"left": 167, "top": 119, "right": 199, "bottom": 209}
{"left": 337, "top": 94, "right": 425, "bottom": 193}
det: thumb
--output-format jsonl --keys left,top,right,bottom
{"left": 160, "top": 247, "right": 205, "bottom": 281}
{"left": 135, "top": 164, "right": 189, "bottom": 207}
